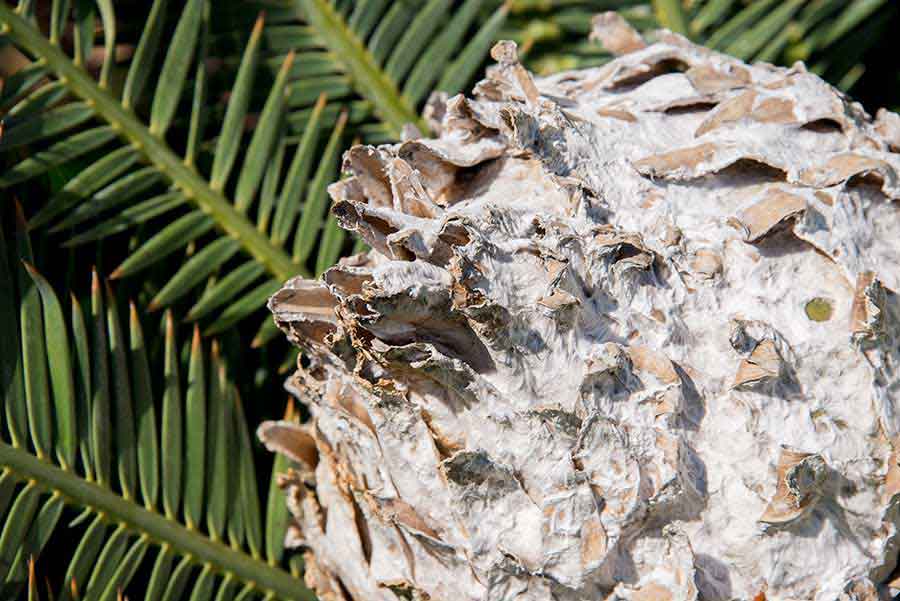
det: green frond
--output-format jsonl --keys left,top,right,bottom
{"left": 0, "top": 224, "right": 310, "bottom": 601}
{"left": 0, "top": 0, "right": 512, "bottom": 339}
{"left": 0, "top": 4, "right": 299, "bottom": 288}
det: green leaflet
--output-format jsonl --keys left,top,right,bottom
{"left": 161, "top": 312, "right": 183, "bottom": 520}
{"left": 234, "top": 390, "right": 262, "bottom": 558}
{"left": 5, "top": 491, "right": 64, "bottom": 587}
{"left": 234, "top": 52, "right": 294, "bottom": 213}
{"left": 149, "top": 0, "right": 204, "bottom": 135}
{"left": 106, "top": 283, "right": 137, "bottom": 501}
{"left": 205, "top": 280, "right": 282, "bottom": 336}
{"left": 29, "top": 146, "right": 141, "bottom": 230}
{"left": 0, "top": 102, "right": 94, "bottom": 151}
{"left": 205, "top": 344, "right": 230, "bottom": 540}
{"left": 130, "top": 303, "right": 159, "bottom": 510}
{"left": 293, "top": 110, "right": 348, "bottom": 264}
{"left": 0, "top": 223, "right": 27, "bottom": 449}
{"left": 404, "top": 0, "right": 483, "bottom": 104}
{"left": 150, "top": 238, "right": 242, "bottom": 310}
{"left": 211, "top": 13, "right": 267, "bottom": 191}
{"left": 0, "top": 482, "right": 41, "bottom": 582}
{"left": 110, "top": 212, "right": 215, "bottom": 279}
{"left": 145, "top": 545, "right": 175, "bottom": 601}
{"left": 89, "top": 270, "right": 112, "bottom": 488}
{"left": 63, "top": 192, "right": 185, "bottom": 247}
{"left": 70, "top": 293, "right": 93, "bottom": 480}
{"left": 23, "top": 264, "right": 77, "bottom": 470}
{"left": 186, "top": 261, "right": 265, "bottom": 322}
{"left": 7, "top": 81, "right": 68, "bottom": 120}
{"left": 122, "top": 0, "right": 169, "bottom": 110}
{"left": 183, "top": 326, "right": 206, "bottom": 529}
{"left": 52, "top": 167, "right": 166, "bottom": 232}
{"left": 0, "top": 126, "right": 117, "bottom": 189}
{"left": 272, "top": 93, "right": 328, "bottom": 246}
{"left": 16, "top": 213, "right": 53, "bottom": 462}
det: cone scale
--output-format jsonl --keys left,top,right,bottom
{"left": 261, "top": 16, "right": 900, "bottom": 601}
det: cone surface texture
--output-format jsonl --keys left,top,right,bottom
{"left": 261, "top": 19, "right": 900, "bottom": 601}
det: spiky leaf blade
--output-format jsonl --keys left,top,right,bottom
{"left": 23, "top": 264, "right": 76, "bottom": 470}
{"left": 129, "top": 303, "right": 159, "bottom": 510}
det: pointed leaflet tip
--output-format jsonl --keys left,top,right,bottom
{"left": 27, "top": 556, "right": 37, "bottom": 601}
{"left": 314, "top": 91, "right": 328, "bottom": 111}
{"left": 336, "top": 109, "right": 349, "bottom": 130}
{"left": 192, "top": 323, "right": 202, "bottom": 351}
{"left": 164, "top": 308, "right": 175, "bottom": 339}
{"left": 252, "top": 11, "right": 266, "bottom": 38}
{"left": 281, "top": 50, "right": 296, "bottom": 74}
{"left": 91, "top": 267, "right": 100, "bottom": 293}
{"left": 21, "top": 259, "right": 38, "bottom": 276}
{"left": 247, "top": 10, "right": 266, "bottom": 51}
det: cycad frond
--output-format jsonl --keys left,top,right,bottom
{"left": 292, "top": 0, "right": 511, "bottom": 137}
{"left": 0, "top": 209, "right": 307, "bottom": 601}
{"left": 0, "top": 0, "right": 510, "bottom": 341}
{"left": 0, "top": 1, "right": 302, "bottom": 336}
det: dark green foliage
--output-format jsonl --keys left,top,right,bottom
{"left": 0, "top": 212, "right": 308, "bottom": 601}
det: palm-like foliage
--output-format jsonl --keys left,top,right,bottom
{"left": 0, "top": 208, "right": 307, "bottom": 601}
{"left": 0, "top": 0, "right": 511, "bottom": 346}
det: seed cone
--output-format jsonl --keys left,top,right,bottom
{"left": 261, "top": 15, "right": 900, "bottom": 601}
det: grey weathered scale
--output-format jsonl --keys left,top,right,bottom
{"left": 260, "top": 14, "right": 900, "bottom": 601}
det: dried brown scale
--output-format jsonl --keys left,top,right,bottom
{"left": 260, "top": 14, "right": 900, "bottom": 601}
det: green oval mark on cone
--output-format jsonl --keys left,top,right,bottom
{"left": 805, "top": 297, "right": 833, "bottom": 322}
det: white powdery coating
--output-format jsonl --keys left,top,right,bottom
{"left": 260, "top": 20, "right": 900, "bottom": 601}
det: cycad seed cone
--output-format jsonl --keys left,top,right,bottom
{"left": 260, "top": 15, "right": 900, "bottom": 601}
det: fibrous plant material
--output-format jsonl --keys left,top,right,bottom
{"left": 260, "top": 14, "right": 900, "bottom": 601}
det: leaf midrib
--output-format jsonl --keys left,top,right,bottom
{"left": 0, "top": 441, "right": 314, "bottom": 601}
{"left": 296, "top": 0, "right": 427, "bottom": 137}
{"left": 0, "top": 5, "right": 308, "bottom": 282}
